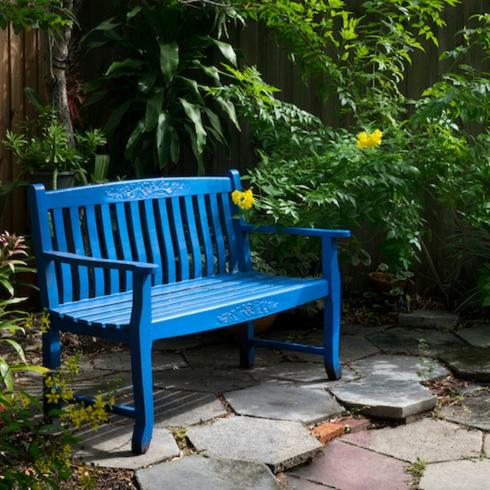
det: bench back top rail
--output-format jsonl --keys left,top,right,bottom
{"left": 29, "top": 172, "right": 248, "bottom": 308}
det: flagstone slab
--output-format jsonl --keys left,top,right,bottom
{"left": 342, "top": 418, "right": 482, "bottom": 463}
{"left": 154, "top": 332, "right": 220, "bottom": 352}
{"left": 185, "top": 343, "right": 282, "bottom": 368}
{"left": 136, "top": 456, "right": 282, "bottom": 490}
{"left": 456, "top": 325, "right": 490, "bottom": 348}
{"left": 153, "top": 367, "right": 257, "bottom": 393}
{"left": 439, "top": 387, "right": 490, "bottom": 431}
{"left": 289, "top": 439, "right": 410, "bottom": 490}
{"left": 439, "top": 347, "right": 490, "bottom": 382}
{"left": 290, "top": 335, "right": 379, "bottom": 364}
{"left": 350, "top": 354, "right": 448, "bottom": 382}
{"left": 367, "top": 328, "right": 463, "bottom": 356}
{"left": 484, "top": 435, "right": 489, "bottom": 455}
{"left": 399, "top": 310, "right": 459, "bottom": 329}
{"left": 77, "top": 425, "right": 179, "bottom": 470}
{"left": 286, "top": 476, "right": 333, "bottom": 490}
{"left": 225, "top": 382, "right": 344, "bottom": 424}
{"left": 186, "top": 416, "right": 322, "bottom": 473}
{"left": 419, "top": 459, "right": 490, "bottom": 490}
{"left": 82, "top": 350, "right": 187, "bottom": 372}
{"left": 330, "top": 379, "right": 436, "bottom": 419}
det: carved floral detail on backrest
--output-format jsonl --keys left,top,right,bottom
{"left": 105, "top": 181, "right": 190, "bottom": 200}
{"left": 217, "top": 300, "right": 279, "bottom": 325}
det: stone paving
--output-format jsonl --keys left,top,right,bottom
{"left": 47, "top": 311, "right": 490, "bottom": 489}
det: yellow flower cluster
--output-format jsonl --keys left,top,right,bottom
{"left": 231, "top": 188, "right": 255, "bottom": 210}
{"left": 357, "top": 129, "right": 383, "bottom": 149}
{"left": 62, "top": 393, "right": 113, "bottom": 429}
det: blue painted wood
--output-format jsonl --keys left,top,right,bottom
{"left": 74, "top": 395, "right": 136, "bottom": 417}
{"left": 100, "top": 204, "right": 120, "bottom": 293}
{"left": 29, "top": 171, "right": 349, "bottom": 455}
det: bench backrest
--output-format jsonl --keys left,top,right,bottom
{"left": 29, "top": 171, "right": 249, "bottom": 307}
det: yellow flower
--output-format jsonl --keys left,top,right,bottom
{"left": 357, "top": 129, "right": 383, "bottom": 149}
{"left": 231, "top": 189, "right": 255, "bottom": 210}
{"left": 46, "top": 389, "right": 60, "bottom": 405}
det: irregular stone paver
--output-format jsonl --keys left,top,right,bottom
{"left": 153, "top": 390, "right": 227, "bottom": 427}
{"left": 350, "top": 354, "right": 448, "bottom": 382}
{"left": 289, "top": 439, "right": 410, "bottom": 490}
{"left": 153, "top": 367, "right": 257, "bottom": 393}
{"left": 154, "top": 332, "right": 220, "bottom": 352}
{"left": 76, "top": 371, "right": 134, "bottom": 397}
{"left": 250, "top": 362, "right": 358, "bottom": 389}
{"left": 136, "top": 455, "right": 282, "bottom": 490}
{"left": 399, "top": 310, "right": 459, "bottom": 329}
{"left": 83, "top": 349, "right": 186, "bottom": 372}
{"left": 439, "top": 387, "right": 490, "bottom": 431}
{"left": 330, "top": 379, "right": 436, "bottom": 419}
{"left": 419, "top": 459, "right": 490, "bottom": 490}
{"left": 291, "top": 335, "right": 379, "bottom": 364}
{"left": 186, "top": 416, "right": 322, "bottom": 473}
{"left": 225, "top": 382, "right": 344, "bottom": 424}
{"left": 341, "top": 323, "right": 391, "bottom": 336}
{"left": 342, "top": 418, "right": 482, "bottom": 462}
{"left": 485, "top": 435, "right": 489, "bottom": 455}
{"left": 77, "top": 425, "right": 179, "bottom": 470}
{"left": 456, "top": 325, "right": 490, "bottom": 348}
{"left": 185, "top": 343, "right": 281, "bottom": 368}
{"left": 439, "top": 347, "right": 490, "bottom": 382}
{"left": 367, "top": 328, "right": 463, "bottom": 356}
{"left": 286, "top": 475, "right": 332, "bottom": 490}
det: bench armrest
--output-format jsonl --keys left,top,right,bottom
{"left": 240, "top": 224, "right": 351, "bottom": 239}
{"left": 43, "top": 251, "right": 158, "bottom": 274}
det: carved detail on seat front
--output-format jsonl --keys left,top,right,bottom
{"left": 217, "top": 300, "right": 279, "bottom": 325}
{"left": 105, "top": 181, "right": 190, "bottom": 200}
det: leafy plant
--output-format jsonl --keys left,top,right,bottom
{"left": 83, "top": 0, "right": 244, "bottom": 175}
{"left": 3, "top": 105, "right": 106, "bottom": 189}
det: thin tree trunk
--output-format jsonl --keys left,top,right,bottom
{"left": 51, "top": 0, "right": 75, "bottom": 146}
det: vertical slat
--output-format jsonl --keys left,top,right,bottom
{"left": 85, "top": 205, "right": 104, "bottom": 296}
{"left": 197, "top": 194, "right": 215, "bottom": 276}
{"left": 115, "top": 202, "right": 132, "bottom": 290}
{"left": 129, "top": 201, "right": 147, "bottom": 262}
{"left": 52, "top": 209, "right": 72, "bottom": 302}
{"left": 157, "top": 199, "right": 176, "bottom": 283}
{"left": 209, "top": 193, "right": 226, "bottom": 274}
{"left": 69, "top": 206, "right": 89, "bottom": 299}
{"left": 184, "top": 196, "right": 202, "bottom": 279}
{"left": 171, "top": 197, "right": 189, "bottom": 280}
{"left": 219, "top": 192, "right": 238, "bottom": 272}
{"left": 143, "top": 200, "right": 163, "bottom": 284}
{"left": 100, "top": 203, "right": 120, "bottom": 293}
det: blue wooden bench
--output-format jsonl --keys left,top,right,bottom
{"left": 28, "top": 170, "right": 350, "bottom": 454}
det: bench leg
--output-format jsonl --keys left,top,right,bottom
{"left": 323, "top": 294, "right": 342, "bottom": 380}
{"left": 130, "top": 338, "right": 154, "bottom": 455}
{"left": 240, "top": 321, "right": 255, "bottom": 369}
{"left": 42, "top": 327, "right": 61, "bottom": 416}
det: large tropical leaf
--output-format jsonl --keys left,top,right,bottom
{"left": 160, "top": 42, "right": 179, "bottom": 82}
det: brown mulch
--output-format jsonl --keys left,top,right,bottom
{"left": 60, "top": 466, "right": 137, "bottom": 490}
{"left": 425, "top": 375, "right": 470, "bottom": 407}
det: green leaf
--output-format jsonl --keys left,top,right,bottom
{"left": 170, "top": 129, "right": 180, "bottom": 164}
{"left": 160, "top": 42, "right": 179, "bottom": 82}
{"left": 24, "top": 87, "right": 44, "bottom": 112}
{"left": 0, "top": 339, "right": 26, "bottom": 363}
{"left": 106, "top": 58, "right": 143, "bottom": 77}
{"left": 125, "top": 120, "right": 145, "bottom": 160}
{"left": 145, "top": 91, "right": 164, "bottom": 131}
{"left": 156, "top": 112, "right": 172, "bottom": 167}
{"left": 103, "top": 101, "right": 131, "bottom": 137}
{"left": 216, "top": 97, "right": 240, "bottom": 131}
{"left": 211, "top": 39, "right": 237, "bottom": 67}
{"left": 204, "top": 108, "right": 225, "bottom": 143}
{"left": 180, "top": 99, "right": 207, "bottom": 155}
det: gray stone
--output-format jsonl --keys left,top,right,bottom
{"left": 154, "top": 332, "right": 220, "bottom": 352}
{"left": 485, "top": 435, "right": 489, "bottom": 456}
{"left": 331, "top": 378, "right": 436, "bottom": 419}
{"left": 286, "top": 476, "right": 331, "bottom": 490}
{"left": 153, "top": 367, "right": 257, "bottom": 393}
{"left": 439, "top": 387, "right": 490, "bottom": 431}
{"left": 77, "top": 425, "right": 179, "bottom": 470}
{"left": 250, "top": 362, "right": 359, "bottom": 389}
{"left": 76, "top": 371, "right": 134, "bottom": 397}
{"left": 439, "top": 347, "right": 490, "bottom": 382}
{"left": 399, "top": 310, "right": 459, "bottom": 329}
{"left": 457, "top": 325, "right": 490, "bottom": 348}
{"left": 225, "top": 382, "right": 344, "bottom": 424}
{"left": 83, "top": 349, "right": 186, "bottom": 372}
{"left": 290, "top": 335, "right": 379, "bottom": 364}
{"left": 419, "top": 459, "right": 490, "bottom": 490}
{"left": 136, "top": 456, "right": 282, "bottom": 490}
{"left": 342, "top": 418, "right": 482, "bottom": 463}
{"left": 186, "top": 416, "right": 322, "bottom": 473}
{"left": 350, "top": 354, "right": 449, "bottom": 382}
{"left": 185, "top": 343, "right": 282, "bottom": 369}
{"left": 367, "top": 328, "right": 463, "bottom": 356}
{"left": 341, "top": 323, "right": 391, "bottom": 336}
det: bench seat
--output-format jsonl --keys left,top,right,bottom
{"left": 52, "top": 272, "right": 327, "bottom": 333}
